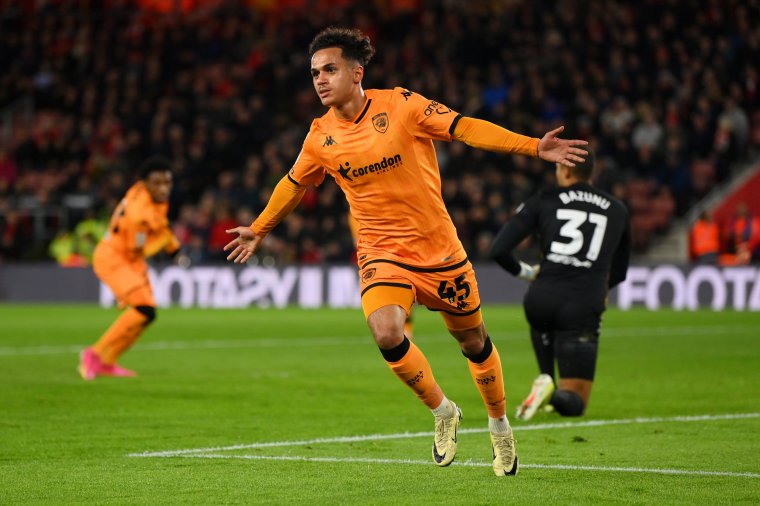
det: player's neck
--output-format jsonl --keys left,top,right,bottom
{"left": 560, "top": 177, "right": 585, "bottom": 188}
{"left": 332, "top": 88, "right": 367, "bottom": 121}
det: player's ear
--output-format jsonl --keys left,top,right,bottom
{"left": 353, "top": 65, "right": 364, "bottom": 84}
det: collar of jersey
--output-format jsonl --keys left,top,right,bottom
{"left": 332, "top": 97, "right": 372, "bottom": 125}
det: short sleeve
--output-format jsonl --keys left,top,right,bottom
{"left": 289, "top": 127, "right": 326, "bottom": 187}
{"left": 394, "top": 88, "right": 461, "bottom": 141}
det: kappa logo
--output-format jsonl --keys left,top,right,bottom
{"left": 323, "top": 135, "right": 337, "bottom": 147}
{"left": 401, "top": 89, "right": 413, "bottom": 101}
{"left": 372, "top": 112, "right": 389, "bottom": 134}
{"left": 361, "top": 268, "right": 376, "bottom": 282}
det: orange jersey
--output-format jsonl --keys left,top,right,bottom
{"left": 690, "top": 220, "right": 720, "bottom": 258}
{"left": 289, "top": 88, "right": 464, "bottom": 267}
{"left": 100, "top": 181, "right": 178, "bottom": 262}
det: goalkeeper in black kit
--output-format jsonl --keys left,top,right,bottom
{"left": 490, "top": 150, "right": 630, "bottom": 420}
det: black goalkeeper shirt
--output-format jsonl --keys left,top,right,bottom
{"left": 490, "top": 182, "right": 630, "bottom": 302}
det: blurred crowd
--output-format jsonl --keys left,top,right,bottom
{"left": 1, "top": 0, "right": 759, "bottom": 264}
{"left": 690, "top": 202, "right": 760, "bottom": 265}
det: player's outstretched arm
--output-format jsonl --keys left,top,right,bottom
{"left": 224, "top": 227, "right": 263, "bottom": 264}
{"left": 537, "top": 126, "right": 588, "bottom": 167}
{"left": 451, "top": 117, "right": 587, "bottom": 167}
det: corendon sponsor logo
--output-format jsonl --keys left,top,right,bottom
{"left": 336, "top": 154, "right": 403, "bottom": 182}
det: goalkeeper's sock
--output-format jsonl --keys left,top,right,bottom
{"left": 93, "top": 308, "right": 150, "bottom": 365}
{"left": 463, "top": 337, "right": 507, "bottom": 419}
{"left": 550, "top": 390, "right": 585, "bottom": 416}
{"left": 380, "top": 336, "right": 444, "bottom": 409}
{"left": 530, "top": 328, "right": 555, "bottom": 379}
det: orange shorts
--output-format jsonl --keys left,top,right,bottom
{"left": 93, "top": 243, "right": 155, "bottom": 307}
{"left": 359, "top": 257, "right": 482, "bottom": 331}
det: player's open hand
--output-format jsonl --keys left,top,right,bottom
{"left": 224, "top": 226, "right": 262, "bottom": 264}
{"left": 538, "top": 126, "right": 588, "bottom": 167}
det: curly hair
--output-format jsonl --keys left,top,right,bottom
{"left": 139, "top": 155, "right": 172, "bottom": 179}
{"left": 308, "top": 27, "right": 376, "bottom": 66}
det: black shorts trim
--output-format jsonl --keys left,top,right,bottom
{"left": 359, "top": 257, "right": 469, "bottom": 273}
{"left": 428, "top": 304, "right": 481, "bottom": 317}
{"left": 448, "top": 113, "right": 463, "bottom": 135}
{"left": 286, "top": 173, "right": 300, "bottom": 186}
{"left": 361, "top": 281, "right": 413, "bottom": 297}
{"left": 354, "top": 99, "right": 373, "bottom": 124}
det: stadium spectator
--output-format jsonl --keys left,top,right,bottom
{"left": 727, "top": 202, "right": 760, "bottom": 264}
{"left": 224, "top": 27, "right": 587, "bottom": 477}
{"left": 0, "top": 0, "right": 758, "bottom": 262}
{"left": 689, "top": 211, "right": 721, "bottom": 264}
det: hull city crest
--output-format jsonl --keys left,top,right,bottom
{"left": 372, "top": 112, "right": 389, "bottom": 134}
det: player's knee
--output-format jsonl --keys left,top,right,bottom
{"left": 373, "top": 328, "right": 404, "bottom": 350}
{"left": 449, "top": 323, "right": 486, "bottom": 358}
{"left": 135, "top": 305, "right": 156, "bottom": 324}
{"left": 551, "top": 390, "right": 586, "bottom": 417}
{"left": 368, "top": 307, "right": 406, "bottom": 349}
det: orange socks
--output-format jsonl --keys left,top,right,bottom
{"left": 93, "top": 308, "right": 150, "bottom": 365}
{"left": 380, "top": 335, "right": 506, "bottom": 418}
{"left": 466, "top": 337, "right": 506, "bottom": 419}
{"left": 381, "top": 337, "right": 444, "bottom": 409}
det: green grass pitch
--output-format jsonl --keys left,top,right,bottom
{"left": 1, "top": 304, "right": 759, "bottom": 504}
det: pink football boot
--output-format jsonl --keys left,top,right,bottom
{"left": 78, "top": 347, "right": 102, "bottom": 381}
{"left": 99, "top": 363, "right": 137, "bottom": 378}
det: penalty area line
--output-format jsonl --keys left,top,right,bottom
{"left": 170, "top": 454, "right": 760, "bottom": 479}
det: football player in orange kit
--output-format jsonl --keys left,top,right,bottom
{"left": 225, "top": 28, "right": 587, "bottom": 476}
{"left": 79, "top": 156, "right": 181, "bottom": 380}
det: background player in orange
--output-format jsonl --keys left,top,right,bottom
{"left": 225, "top": 27, "right": 587, "bottom": 477}
{"left": 79, "top": 156, "right": 181, "bottom": 380}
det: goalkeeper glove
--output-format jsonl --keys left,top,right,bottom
{"left": 518, "top": 261, "right": 540, "bottom": 282}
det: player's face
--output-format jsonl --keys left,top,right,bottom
{"left": 311, "top": 47, "right": 361, "bottom": 107}
{"left": 145, "top": 171, "right": 172, "bottom": 203}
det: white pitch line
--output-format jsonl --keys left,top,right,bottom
{"left": 127, "top": 412, "right": 760, "bottom": 458}
{"left": 0, "top": 336, "right": 368, "bottom": 356}
{"left": 2, "top": 324, "right": 759, "bottom": 357}
{"left": 168, "top": 454, "right": 760, "bottom": 479}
